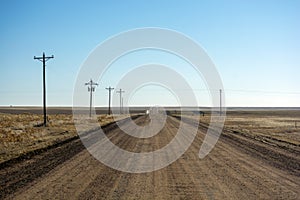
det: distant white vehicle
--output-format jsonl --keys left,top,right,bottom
{"left": 145, "top": 110, "right": 150, "bottom": 115}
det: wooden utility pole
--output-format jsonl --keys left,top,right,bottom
{"left": 122, "top": 97, "right": 124, "bottom": 114}
{"left": 34, "top": 52, "right": 54, "bottom": 126}
{"left": 116, "top": 89, "right": 125, "bottom": 114}
{"left": 85, "top": 79, "right": 98, "bottom": 117}
{"left": 106, "top": 87, "right": 114, "bottom": 115}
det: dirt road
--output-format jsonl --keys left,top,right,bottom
{"left": 1, "top": 115, "right": 299, "bottom": 199}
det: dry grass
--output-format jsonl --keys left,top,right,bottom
{"left": 182, "top": 111, "right": 300, "bottom": 146}
{"left": 1, "top": 110, "right": 299, "bottom": 164}
{"left": 0, "top": 113, "right": 129, "bottom": 164}
{"left": 224, "top": 115, "right": 300, "bottom": 146}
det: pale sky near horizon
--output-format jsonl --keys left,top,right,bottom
{"left": 0, "top": 0, "right": 299, "bottom": 107}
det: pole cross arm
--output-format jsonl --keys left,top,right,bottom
{"left": 85, "top": 79, "right": 98, "bottom": 117}
{"left": 34, "top": 55, "right": 54, "bottom": 61}
{"left": 33, "top": 52, "right": 54, "bottom": 127}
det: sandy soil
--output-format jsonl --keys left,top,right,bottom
{"left": 1, "top": 114, "right": 299, "bottom": 199}
{"left": 187, "top": 110, "right": 300, "bottom": 147}
{"left": 0, "top": 113, "right": 128, "bottom": 164}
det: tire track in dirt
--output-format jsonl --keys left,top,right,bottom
{"left": 178, "top": 116, "right": 300, "bottom": 176}
{"left": 77, "top": 118, "right": 143, "bottom": 199}
{"left": 175, "top": 116, "right": 300, "bottom": 199}
{"left": 0, "top": 116, "right": 141, "bottom": 199}
{"left": 0, "top": 138, "right": 85, "bottom": 199}
{"left": 3, "top": 115, "right": 300, "bottom": 199}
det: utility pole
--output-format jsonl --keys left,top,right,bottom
{"left": 34, "top": 52, "right": 54, "bottom": 127}
{"left": 116, "top": 89, "right": 125, "bottom": 114}
{"left": 106, "top": 87, "right": 114, "bottom": 115}
{"left": 219, "top": 89, "right": 222, "bottom": 116}
{"left": 85, "top": 79, "right": 98, "bottom": 117}
{"left": 121, "top": 97, "right": 124, "bottom": 114}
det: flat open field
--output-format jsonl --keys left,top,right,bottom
{"left": 0, "top": 108, "right": 300, "bottom": 199}
{"left": 0, "top": 107, "right": 130, "bottom": 164}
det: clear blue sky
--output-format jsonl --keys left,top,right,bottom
{"left": 0, "top": 0, "right": 299, "bottom": 107}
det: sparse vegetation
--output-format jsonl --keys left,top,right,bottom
{"left": 181, "top": 110, "right": 300, "bottom": 147}
{"left": 0, "top": 112, "right": 129, "bottom": 164}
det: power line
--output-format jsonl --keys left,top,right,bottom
{"left": 85, "top": 79, "right": 98, "bottom": 117}
{"left": 34, "top": 52, "right": 54, "bottom": 127}
{"left": 106, "top": 86, "right": 114, "bottom": 115}
{"left": 224, "top": 89, "right": 300, "bottom": 95}
{"left": 1, "top": 88, "right": 300, "bottom": 95}
{"left": 116, "top": 89, "right": 125, "bottom": 114}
